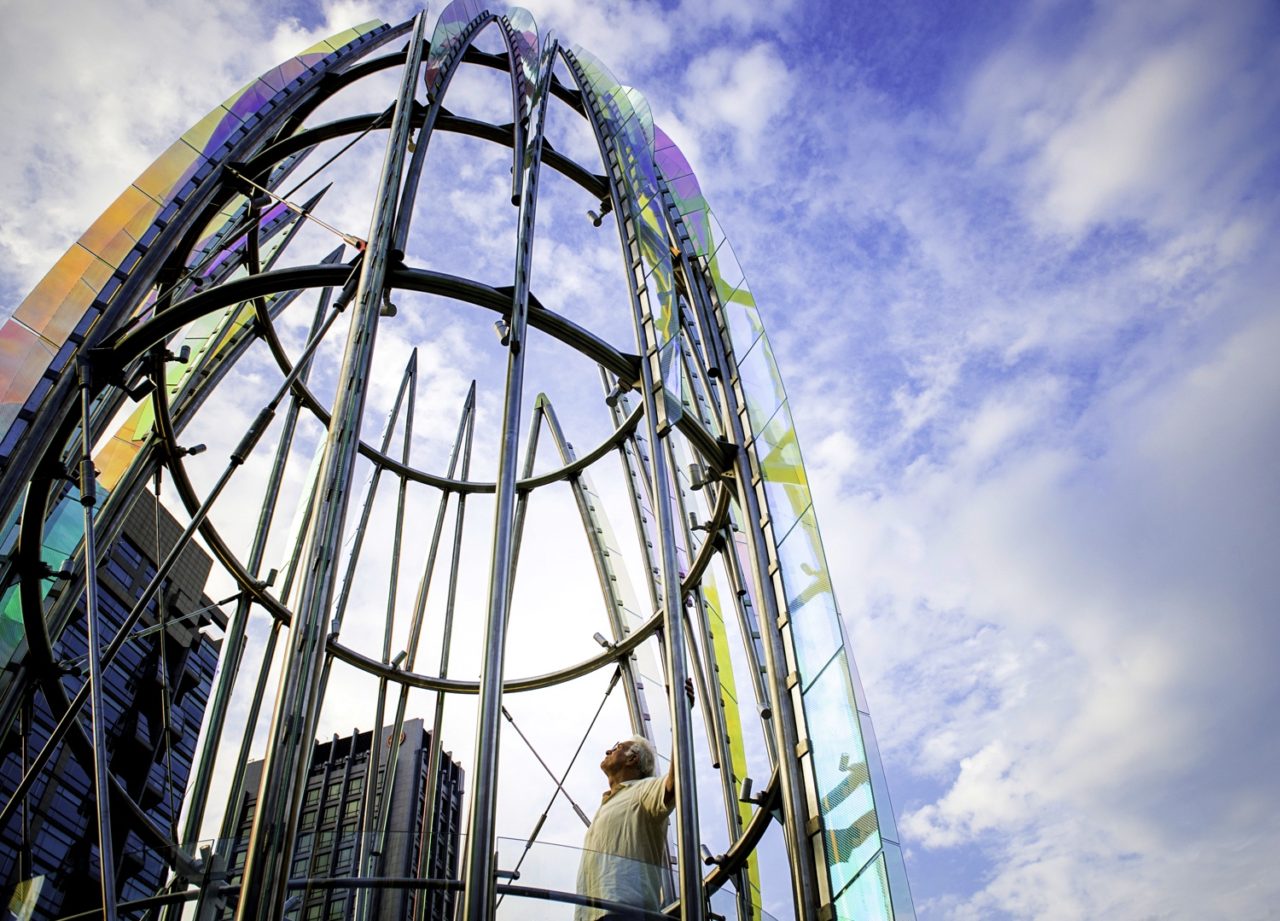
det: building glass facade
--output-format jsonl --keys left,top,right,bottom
{"left": 223, "top": 719, "right": 464, "bottom": 921}
{"left": 0, "top": 491, "right": 223, "bottom": 918}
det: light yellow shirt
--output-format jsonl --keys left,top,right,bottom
{"left": 575, "top": 776, "right": 673, "bottom": 920}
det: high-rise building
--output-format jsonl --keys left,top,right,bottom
{"left": 0, "top": 490, "right": 225, "bottom": 918}
{"left": 222, "top": 720, "right": 464, "bottom": 921}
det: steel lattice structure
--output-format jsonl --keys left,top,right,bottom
{"left": 0, "top": 7, "right": 915, "bottom": 921}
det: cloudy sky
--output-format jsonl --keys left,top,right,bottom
{"left": 3, "top": 0, "right": 1279, "bottom": 918}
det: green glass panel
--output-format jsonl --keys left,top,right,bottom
{"left": 754, "top": 401, "right": 811, "bottom": 545}
{"left": 574, "top": 45, "right": 682, "bottom": 425}
{"left": 737, "top": 334, "right": 786, "bottom": 434}
{"left": 704, "top": 214, "right": 762, "bottom": 355}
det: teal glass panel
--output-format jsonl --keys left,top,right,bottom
{"left": 42, "top": 486, "right": 88, "bottom": 574}
{"left": 775, "top": 506, "right": 844, "bottom": 685}
{"left": 0, "top": 485, "right": 92, "bottom": 669}
{"left": 857, "top": 710, "right": 900, "bottom": 845}
{"left": 882, "top": 840, "right": 917, "bottom": 919}
{"left": 803, "top": 653, "right": 881, "bottom": 895}
{"left": 737, "top": 335, "right": 786, "bottom": 434}
{"left": 833, "top": 851, "right": 892, "bottom": 921}
{"left": 0, "top": 585, "right": 22, "bottom": 669}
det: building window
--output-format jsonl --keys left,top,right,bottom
{"left": 114, "top": 537, "right": 145, "bottom": 571}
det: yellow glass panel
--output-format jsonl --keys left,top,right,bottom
{"left": 322, "top": 20, "right": 382, "bottom": 51}
{"left": 302, "top": 21, "right": 374, "bottom": 55}
{"left": 755, "top": 404, "right": 812, "bottom": 540}
{"left": 133, "top": 137, "right": 203, "bottom": 203}
{"left": 702, "top": 580, "right": 763, "bottom": 902}
{"left": 322, "top": 26, "right": 362, "bottom": 49}
{"left": 192, "top": 194, "right": 249, "bottom": 256}
{"left": 76, "top": 246, "right": 116, "bottom": 292}
{"left": 180, "top": 104, "right": 235, "bottom": 155}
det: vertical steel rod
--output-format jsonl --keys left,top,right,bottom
{"left": 541, "top": 397, "right": 650, "bottom": 737}
{"left": 355, "top": 351, "right": 418, "bottom": 921}
{"left": 506, "top": 398, "right": 544, "bottom": 597}
{"left": 561, "top": 46, "right": 706, "bottom": 920}
{"left": 75, "top": 359, "right": 119, "bottom": 921}
{"left": 303, "top": 342, "right": 417, "bottom": 860}
{"left": 233, "top": 15, "right": 427, "bottom": 920}
{"left": 211, "top": 386, "right": 329, "bottom": 864}
{"left": 180, "top": 279, "right": 336, "bottom": 850}
{"left": 330, "top": 351, "right": 416, "bottom": 640}
{"left": 643, "top": 388, "right": 705, "bottom": 921}
{"left": 605, "top": 379, "right": 663, "bottom": 616}
{"left": 460, "top": 35, "right": 558, "bottom": 920}
{"left": 415, "top": 388, "right": 476, "bottom": 921}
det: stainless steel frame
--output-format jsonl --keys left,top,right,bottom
{"left": 0, "top": 7, "right": 914, "bottom": 921}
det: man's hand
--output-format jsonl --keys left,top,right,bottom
{"left": 665, "top": 678, "right": 696, "bottom": 805}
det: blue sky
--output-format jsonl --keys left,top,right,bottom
{"left": 3, "top": 0, "right": 1278, "bottom": 917}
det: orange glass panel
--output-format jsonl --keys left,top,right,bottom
{"left": 12, "top": 246, "right": 112, "bottom": 343}
{"left": 95, "top": 403, "right": 150, "bottom": 492}
{"left": 0, "top": 322, "right": 54, "bottom": 405}
{"left": 80, "top": 186, "right": 159, "bottom": 266}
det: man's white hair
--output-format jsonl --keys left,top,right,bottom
{"left": 627, "top": 735, "right": 657, "bottom": 777}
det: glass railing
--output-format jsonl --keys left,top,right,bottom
{"left": 2, "top": 833, "right": 780, "bottom": 921}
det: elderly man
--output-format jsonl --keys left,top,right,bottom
{"left": 576, "top": 679, "right": 693, "bottom": 920}
{"left": 575, "top": 734, "right": 675, "bottom": 920}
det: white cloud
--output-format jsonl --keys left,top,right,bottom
{"left": 964, "top": 0, "right": 1280, "bottom": 239}
{"left": 681, "top": 42, "right": 795, "bottom": 161}
{"left": 5, "top": 1, "right": 1280, "bottom": 917}
{"left": 818, "top": 277, "right": 1280, "bottom": 916}
{"left": 1032, "top": 41, "right": 1208, "bottom": 232}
